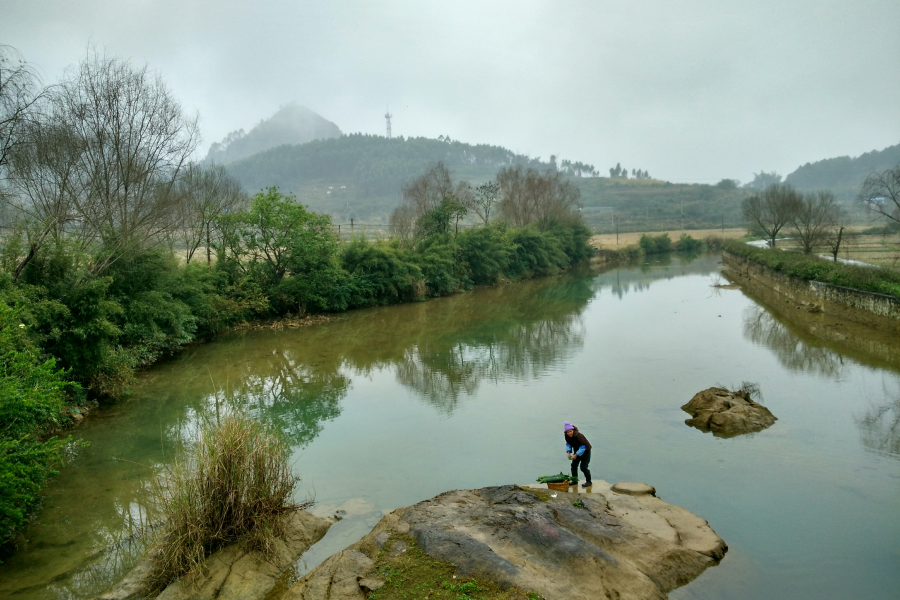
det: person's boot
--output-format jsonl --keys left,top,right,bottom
{"left": 582, "top": 481, "right": 592, "bottom": 488}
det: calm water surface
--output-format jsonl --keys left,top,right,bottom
{"left": 1, "top": 255, "right": 898, "bottom": 599}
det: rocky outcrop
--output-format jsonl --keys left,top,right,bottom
{"left": 682, "top": 387, "right": 777, "bottom": 438}
{"left": 284, "top": 482, "right": 726, "bottom": 600}
{"left": 97, "top": 510, "right": 333, "bottom": 600}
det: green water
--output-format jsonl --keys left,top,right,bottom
{"left": 1, "top": 255, "right": 898, "bottom": 599}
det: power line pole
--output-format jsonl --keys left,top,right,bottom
{"left": 385, "top": 109, "right": 392, "bottom": 139}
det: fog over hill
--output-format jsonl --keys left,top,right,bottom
{"left": 785, "top": 142, "right": 900, "bottom": 201}
{"left": 205, "top": 103, "right": 341, "bottom": 165}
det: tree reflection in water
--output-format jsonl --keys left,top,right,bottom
{"left": 743, "top": 305, "right": 845, "bottom": 378}
{"left": 395, "top": 316, "right": 585, "bottom": 413}
{"left": 857, "top": 378, "right": 900, "bottom": 458}
{"left": 742, "top": 303, "right": 900, "bottom": 459}
{"left": 43, "top": 500, "right": 154, "bottom": 599}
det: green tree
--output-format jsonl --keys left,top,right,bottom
{"left": 219, "top": 188, "right": 340, "bottom": 313}
{"left": 418, "top": 196, "right": 468, "bottom": 239}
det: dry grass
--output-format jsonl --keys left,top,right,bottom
{"left": 589, "top": 227, "right": 747, "bottom": 249}
{"left": 779, "top": 233, "right": 900, "bottom": 269}
{"left": 147, "top": 414, "right": 308, "bottom": 592}
{"left": 233, "top": 314, "right": 338, "bottom": 331}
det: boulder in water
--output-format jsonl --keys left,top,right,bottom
{"left": 682, "top": 387, "right": 777, "bottom": 438}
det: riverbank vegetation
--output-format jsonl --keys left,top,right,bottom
{"left": 0, "top": 47, "right": 592, "bottom": 543}
{"left": 723, "top": 240, "right": 900, "bottom": 297}
{"left": 592, "top": 232, "right": 725, "bottom": 264}
{"left": 0, "top": 299, "right": 72, "bottom": 542}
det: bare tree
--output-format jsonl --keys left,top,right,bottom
{"left": 533, "top": 171, "right": 581, "bottom": 228}
{"left": 496, "top": 165, "right": 531, "bottom": 226}
{"left": 497, "top": 166, "right": 581, "bottom": 229}
{"left": 49, "top": 50, "right": 200, "bottom": 275}
{"left": 859, "top": 163, "right": 900, "bottom": 227}
{"left": 177, "top": 163, "right": 246, "bottom": 269}
{"left": 825, "top": 223, "right": 845, "bottom": 262}
{"left": 741, "top": 183, "right": 802, "bottom": 248}
{"left": 400, "top": 162, "right": 455, "bottom": 219}
{"left": 5, "top": 117, "right": 85, "bottom": 278}
{"left": 389, "top": 201, "right": 415, "bottom": 243}
{"left": 790, "top": 191, "right": 838, "bottom": 253}
{"left": 0, "top": 45, "right": 45, "bottom": 201}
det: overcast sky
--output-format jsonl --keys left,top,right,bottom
{"left": 4, "top": 0, "right": 899, "bottom": 183}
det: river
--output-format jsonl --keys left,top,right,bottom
{"left": 1, "top": 254, "right": 898, "bottom": 599}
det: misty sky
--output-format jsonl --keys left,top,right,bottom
{"left": 4, "top": 0, "right": 899, "bottom": 183}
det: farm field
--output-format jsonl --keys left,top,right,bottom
{"left": 589, "top": 227, "right": 746, "bottom": 250}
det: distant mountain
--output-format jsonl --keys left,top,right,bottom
{"left": 785, "top": 142, "right": 900, "bottom": 201}
{"left": 206, "top": 103, "right": 342, "bottom": 164}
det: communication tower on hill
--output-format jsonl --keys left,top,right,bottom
{"left": 384, "top": 109, "right": 392, "bottom": 139}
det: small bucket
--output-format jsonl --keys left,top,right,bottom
{"left": 546, "top": 481, "right": 571, "bottom": 492}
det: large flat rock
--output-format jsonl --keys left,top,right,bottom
{"left": 285, "top": 482, "right": 726, "bottom": 600}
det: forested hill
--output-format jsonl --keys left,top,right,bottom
{"left": 224, "top": 133, "right": 754, "bottom": 229}
{"left": 225, "top": 134, "right": 552, "bottom": 220}
{"left": 785, "top": 142, "right": 900, "bottom": 201}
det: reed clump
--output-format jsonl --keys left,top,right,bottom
{"left": 147, "top": 414, "right": 308, "bottom": 592}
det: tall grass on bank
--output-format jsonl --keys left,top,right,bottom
{"left": 148, "top": 414, "right": 308, "bottom": 591}
{"left": 723, "top": 240, "right": 900, "bottom": 297}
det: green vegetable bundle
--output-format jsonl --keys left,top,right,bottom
{"left": 536, "top": 472, "right": 578, "bottom": 484}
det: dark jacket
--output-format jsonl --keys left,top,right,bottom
{"left": 564, "top": 427, "right": 591, "bottom": 453}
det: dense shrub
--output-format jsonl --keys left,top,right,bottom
{"left": 507, "top": 228, "right": 570, "bottom": 278}
{"left": 724, "top": 240, "right": 900, "bottom": 297}
{"left": 0, "top": 295, "right": 71, "bottom": 542}
{"left": 105, "top": 250, "right": 198, "bottom": 367}
{"left": 639, "top": 233, "right": 672, "bottom": 255}
{"left": 545, "top": 223, "right": 595, "bottom": 264}
{"left": 339, "top": 238, "right": 423, "bottom": 304}
{"left": 675, "top": 234, "right": 702, "bottom": 253}
{"left": 456, "top": 225, "right": 510, "bottom": 286}
{"left": 414, "top": 235, "right": 469, "bottom": 296}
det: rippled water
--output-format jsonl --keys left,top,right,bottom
{"left": 1, "top": 254, "right": 898, "bottom": 599}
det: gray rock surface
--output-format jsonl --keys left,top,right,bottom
{"left": 97, "top": 510, "right": 333, "bottom": 600}
{"left": 682, "top": 387, "right": 777, "bottom": 438}
{"left": 285, "top": 482, "right": 726, "bottom": 600}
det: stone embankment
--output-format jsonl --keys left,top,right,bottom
{"left": 723, "top": 251, "right": 900, "bottom": 334}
